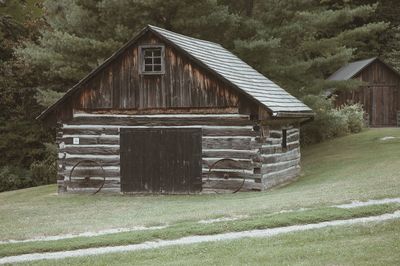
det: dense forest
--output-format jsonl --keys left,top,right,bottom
{"left": 1, "top": 0, "right": 399, "bottom": 191}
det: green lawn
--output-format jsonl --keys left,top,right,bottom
{"left": 2, "top": 203, "right": 398, "bottom": 257}
{"left": 0, "top": 128, "right": 399, "bottom": 241}
{"left": 19, "top": 219, "right": 400, "bottom": 266}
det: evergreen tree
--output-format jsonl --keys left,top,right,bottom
{"left": 18, "top": 0, "right": 239, "bottom": 97}
{"left": 350, "top": 0, "right": 400, "bottom": 70}
{"left": 0, "top": 0, "right": 51, "bottom": 175}
{"left": 19, "top": 0, "right": 389, "bottom": 101}
{"left": 14, "top": 0, "right": 396, "bottom": 153}
{"left": 230, "top": 0, "right": 388, "bottom": 97}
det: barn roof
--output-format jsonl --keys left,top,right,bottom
{"left": 328, "top": 57, "right": 387, "bottom": 81}
{"left": 38, "top": 25, "right": 313, "bottom": 120}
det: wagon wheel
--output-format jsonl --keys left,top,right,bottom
{"left": 204, "top": 158, "right": 246, "bottom": 194}
{"left": 68, "top": 160, "right": 106, "bottom": 195}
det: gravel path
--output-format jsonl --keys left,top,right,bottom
{"left": 0, "top": 225, "right": 167, "bottom": 244}
{"left": 198, "top": 215, "right": 248, "bottom": 224}
{"left": 335, "top": 198, "right": 400, "bottom": 209}
{"left": 1, "top": 210, "right": 399, "bottom": 265}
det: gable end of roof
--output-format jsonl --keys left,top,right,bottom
{"left": 37, "top": 25, "right": 313, "bottom": 121}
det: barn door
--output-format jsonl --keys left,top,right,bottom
{"left": 371, "top": 86, "right": 396, "bottom": 126}
{"left": 120, "top": 128, "right": 202, "bottom": 193}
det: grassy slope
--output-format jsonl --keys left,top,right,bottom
{"left": 21, "top": 220, "right": 400, "bottom": 266}
{"left": 0, "top": 128, "right": 399, "bottom": 240}
{"left": 2, "top": 204, "right": 398, "bottom": 257}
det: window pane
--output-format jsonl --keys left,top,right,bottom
{"left": 153, "top": 49, "right": 161, "bottom": 56}
{"left": 144, "top": 58, "right": 153, "bottom": 65}
{"left": 153, "top": 65, "right": 162, "bottom": 71}
{"left": 144, "top": 50, "right": 153, "bottom": 56}
{"left": 144, "top": 65, "right": 152, "bottom": 72}
{"left": 154, "top": 58, "right": 161, "bottom": 64}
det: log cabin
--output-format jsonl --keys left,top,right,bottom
{"left": 328, "top": 57, "right": 400, "bottom": 127}
{"left": 38, "top": 25, "right": 314, "bottom": 194}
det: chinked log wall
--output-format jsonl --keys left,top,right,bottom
{"left": 260, "top": 127, "right": 301, "bottom": 188}
{"left": 57, "top": 112, "right": 301, "bottom": 193}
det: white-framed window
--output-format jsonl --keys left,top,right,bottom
{"left": 139, "top": 45, "right": 165, "bottom": 75}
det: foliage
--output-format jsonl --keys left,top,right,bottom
{"left": 30, "top": 143, "right": 57, "bottom": 185}
{"left": 17, "top": 0, "right": 389, "bottom": 98}
{"left": 16, "top": 0, "right": 240, "bottom": 90}
{"left": 339, "top": 103, "right": 365, "bottom": 133}
{"left": 231, "top": 0, "right": 388, "bottom": 97}
{"left": 0, "top": 141, "right": 55, "bottom": 192}
{"left": 0, "top": 0, "right": 43, "bottom": 62}
{"left": 0, "top": 166, "right": 33, "bottom": 192}
{"left": 301, "top": 96, "right": 365, "bottom": 145}
{"left": 35, "top": 88, "right": 65, "bottom": 107}
{"left": 2, "top": 0, "right": 400, "bottom": 191}
{"left": 0, "top": 0, "right": 53, "bottom": 192}
{"left": 349, "top": 0, "right": 400, "bottom": 71}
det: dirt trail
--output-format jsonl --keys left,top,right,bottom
{"left": 1, "top": 210, "right": 399, "bottom": 265}
{"left": 0, "top": 225, "right": 167, "bottom": 244}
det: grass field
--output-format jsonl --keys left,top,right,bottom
{"left": 20, "top": 219, "right": 400, "bottom": 266}
{"left": 1, "top": 128, "right": 399, "bottom": 240}
{"left": 0, "top": 128, "right": 399, "bottom": 264}
{"left": 1, "top": 203, "right": 398, "bottom": 257}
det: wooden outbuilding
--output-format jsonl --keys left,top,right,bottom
{"left": 38, "top": 25, "right": 314, "bottom": 194}
{"left": 328, "top": 57, "right": 400, "bottom": 127}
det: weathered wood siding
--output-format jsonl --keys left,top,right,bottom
{"left": 54, "top": 31, "right": 255, "bottom": 123}
{"left": 335, "top": 60, "right": 400, "bottom": 127}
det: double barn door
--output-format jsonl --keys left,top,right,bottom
{"left": 120, "top": 128, "right": 202, "bottom": 193}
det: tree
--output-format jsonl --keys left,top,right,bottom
{"left": 0, "top": 0, "right": 51, "bottom": 180}
{"left": 14, "top": 0, "right": 393, "bottom": 152}
{"left": 230, "top": 0, "right": 388, "bottom": 97}
{"left": 17, "top": 0, "right": 240, "bottom": 98}
{"left": 349, "top": 0, "right": 400, "bottom": 70}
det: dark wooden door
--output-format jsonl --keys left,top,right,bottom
{"left": 120, "top": 128, "right": 202, "bottom": 193}
{"left": 371, "top": 86, "right": 397, "bottom": 126}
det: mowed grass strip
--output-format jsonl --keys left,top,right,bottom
{"left": 0, "top": 129, "right": 399, "bottom": 240}
{"left": 15, "top": 218, "right": 400, "bottom": 266}
{"left": 1, "top": 203, "right": 399, "bottom": 258}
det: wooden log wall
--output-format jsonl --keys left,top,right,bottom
{"left": 259, "top": 126, "right": 301, "bottom": 189}
{"left": 397, "top": 111, "right": 400, "bottom": 127}
{"left": 58, "top": 112, "right": 266, "bottom": 193}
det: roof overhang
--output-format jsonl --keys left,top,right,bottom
{"left": 272, "top": 111, "right": 315, "bottom": 118}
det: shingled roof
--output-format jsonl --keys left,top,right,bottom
{"left": 328, "top": 57, "right": 377, "bottom": 81}
{"left": 38, "top": 25, "right": 313, "bottom": 120}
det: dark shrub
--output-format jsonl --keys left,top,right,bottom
{"left": 0, "top": 166, "right": 33, "bottom": 192}
{"left": 30, "top": 143, "right": 57, "bottom": 185}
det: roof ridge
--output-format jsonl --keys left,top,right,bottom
{"left": 349, "top": 57, "right": 377, "bottom": 64}
{"left": 147, "top": 24, "right": 223, "bottom": 47}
